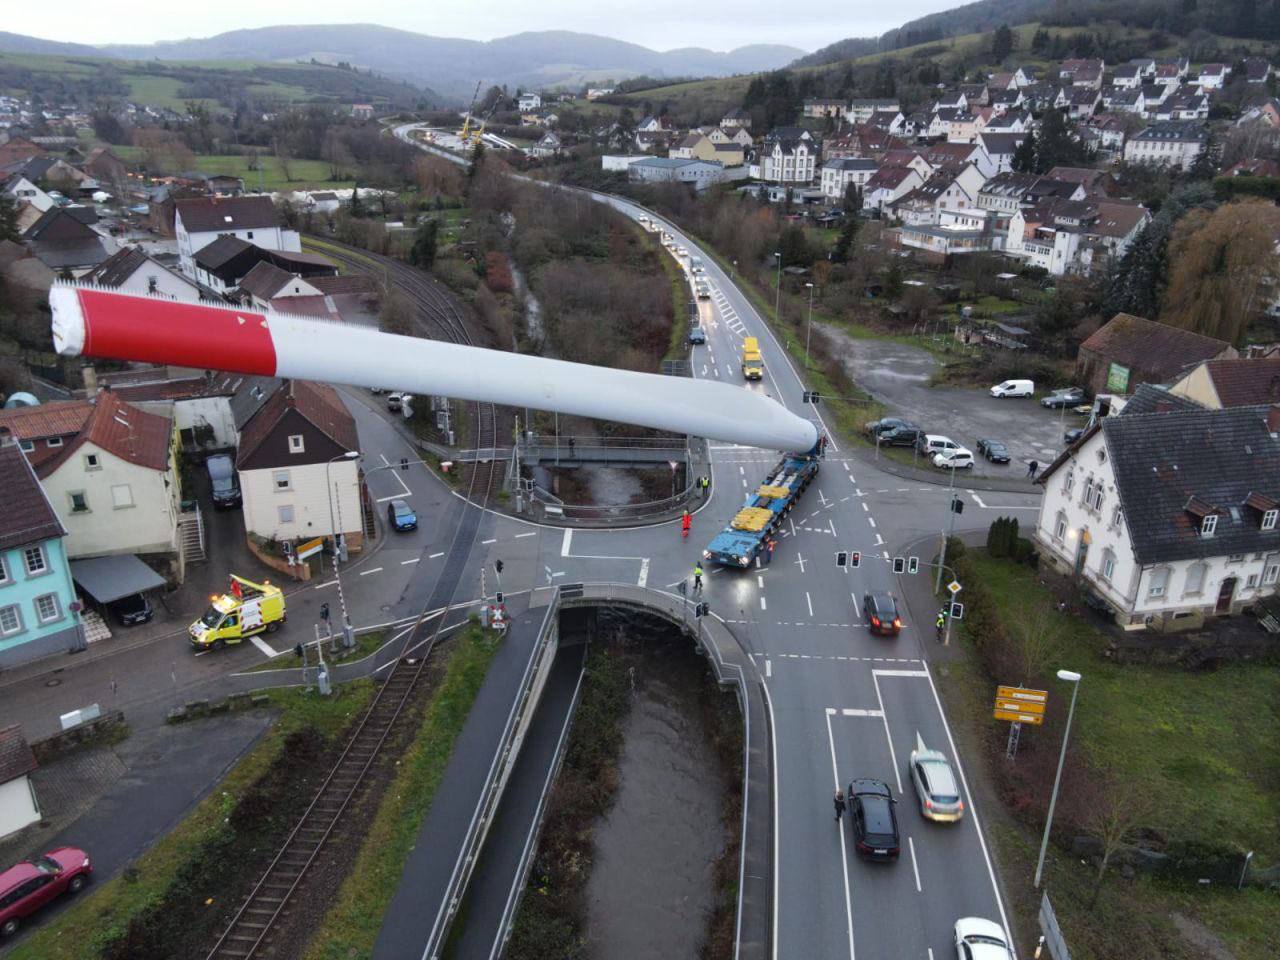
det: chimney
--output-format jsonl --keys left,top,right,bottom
{"left": 1268, "top": 404, "right": 1280, "bottom": 437}
{"left": 0, "top": 426, "right": 12, "bottom": 448}
{"left": 82, "top": 363, "right": 98, "bottom": 395}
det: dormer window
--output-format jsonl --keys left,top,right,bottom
{"left": 1201, "top": 514, "right": 1217, "bottom": 537}
{"left": 1264, "top": 509, "right": 1278, "bottom": 531}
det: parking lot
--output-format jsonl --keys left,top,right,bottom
{"left": 832, "top": 334, "right": 1087, "bottom": 478}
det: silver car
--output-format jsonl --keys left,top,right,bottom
{"left": 909, "top": 734, "right": 964, "bottom": 822}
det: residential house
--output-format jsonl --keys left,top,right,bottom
{"left": 1169, "top": 359, "right": 1280, "bottom": 409}
{"left": 760, "top": 128, "right": 818, "bottom": 183}
{"left": 2, "top": 173, "right": 53, "bottom": 213}
{"left": 0, "top": 136, "right": 44, "bottom": 167}
{"left": 1111, "top": 63, "right": 1145, "bottom": 89}
{"left": 820, "top": 158, "right": 878, "bottom": 200}
{"left": 191, "top": 236, "right": 337, "bottom": 297}
{"left": 22, "top": 206, "right": 113, "bottom": 275}
{"left": 1236, "top": 99, "right": 1280, "bottom": 129}
{"left": 1243, "top": 57, "right": 1273, "bottom": 84}
{"left": 174, "top": 195, "right": 298, "bottom": 278}
{"left": 636, "top": 115, "right": 675, "bottom": 134}
{"left": 1077, "top": 313, "right": 1236, "bottom": 395}
{"left": 1123, "top": 122, "right": 1208, "bottom": 171}
{"left": 0, "top": 726, "right": 40, "bottom": 838}
{"left": 1226, "top": 158, "right": 1280, "bottom": 178}
{"left": 924, "top": 141, "right": 996, "bottom": 178}
{"left": 517, "top": 93, "right": 542, "bottom": 111}
{"left": 1156, "top": 91, "right": 1209, "bottom": 122}
{"left": 1009, "top": 66, "right": 1038, "bottom": 88}
{"left": 946, "top": 111, "right": 982, "bottom": 143}
{"left": 586, "top": 87, "right": 615, "bottom": 100}
{"left": 351, "top": 103, "right": 375, "bottom": 120}
{"left": 861, "top": 165, "right": 924, "bottom": 216}
{"left": 237, "top": 261, "right": 328, "bottom": 312}
{"left": 100, "top": 368, "right": 273, "bottom": 452}
{"left": 634, "top": 130, "right": 672, "bottom": 153}
{"left": 0, "top": 441, "right": 83, "bottom": 668}
{"left": 934, "top": 91, "right": 968, "bottom": 112}
{"left": 1196, "top": 64, "right": 1229, "bottom": 90}
{"left": 1055, "top": 86, "right": 1101, "bottom": 119}
{"left": 0, "top": 401, "right": 92, "bottom": 472}
{"left": 83, "top": 146, "right": 127, "bottom": 185}
{"left": 958, "top": 83, "right": 989, "bottom": 107}
{"left": 1046, "top": 166, "right": 1115, "bottom": 197}
{"left": 927, "top": 107, "right": 963, "bottom": 139}
{"left": 982, "top": 109, "right": 1032, "bottom": 134}
{"left": 1006, "top": 200, "right": 1094, "bottom": 274}
{"left": 1084, "top": 113, "right": 1131, "bottom": 155}
{"left": 528, "top": 131, "right": 562, "bottom": 158}
{"left": 988, "top": 88, "right": 1025, "bottom": 114}
{"left": 1101, "top": 86, "right": 1146, "bottom": 115}
{"left": 880, "top": 149, "right": 933, "bottom": 181}
{"left": 889, "top": 163, "right": 983, "bottom": 225}
{"left": 627, "top": 157, "right": 725, "bottom": 189}
{"left": 1060, "top": 59, "right": 1105, "bottom": 89}
{"left": 825, "top": 125, "right": 900, "bottom": 160}
{"left": 803, "top": 99, "right": 846, "bottom": 119}
{"left": 868, "top": 109, "right": 909, "bottom": 135}
{"left": 977, "top": 132, "right": 1025, "bottom": 173}
{"left": 1139, "top": 83, "right": 1173, "bottom": 110}
{"left": 308, "top": 192, "right": 341, "bottom": 215}
{"left": 81, "top": 246, "right": 201, "bottom": 302}
{"left": 1033, "top": 398, "right": 1280, "bottom": 630}
{"left": 711, "top": 142, "right": 745, "bottom": 167}
{"left": 1153, "top": 59, "right": 1189, "bottom": 85}
{"left": 897, "top": 207, "right": 993, "bottom": 259}
{"left": 235, "top": 380, "right": 362, "bottom": 551}
{"left": 670, "top": 132, "right": 718, "bottom": 162}
{"left": 720, "top": 108, "right": 751, "bottom": 129}
{"left": 1088, "top": 200, "right": 1151, "bottom": 260}
{"left": 845, "top": 99, "right": 901, "bottom": 125}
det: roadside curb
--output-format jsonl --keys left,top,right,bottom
{"left": 851, "top": 445, "right": 1046, "bottom": 495}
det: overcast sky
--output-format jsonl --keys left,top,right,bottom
{"left": 13, "top": 1, "right": 961, "bottom": 51}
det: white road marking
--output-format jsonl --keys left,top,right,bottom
{"left": 806, "top": 592, "right": 813, "bottom": 616}
{"left": 824, "top": 711, "right": 858, "bottom": 960}
{"left": 871, "top": 672, "right": 903, "bottom": 793}
{"left": 829, "top": 519, "right": 836, "bottom": 538}
{"left": 515, "top": 531, "right": 536, "bottom": 538}
{"left": 838, "top": 708, "right": 883, "bottom": 717}
{"left": 793, "top": 553, "right": 807, "bottom": 573}
{"left": 313, "top": 579, "right": 338, "bottom": 590}
{"left": 638, "top": 558, "right": 649, "bottom": 587}
{"left": 765, "top": 659, "right": 772, "bottom": 678}
{"left": 757, "top": 575, "right": 765, "bottom": 588}
{"left": 908, "top": 837, "right": 922, "bottom": 893}
{"left": 875, "top": 534, "right": 885, "bottom": 546}
{"left": 375, "top": 493, "right": 408, "bottom": 503}
{"left": 818, "top": 489, "right": 830, "bottom": 506}
{"left": 359, "top": 567, "right": 383, "bottom": 576}
{"left": 482, "top": 538, "right": 497, "bottom": 544}
{"left": 861, "top": 502, "right": 869, "bottom": 512}
{"left": 740, "top": 466, "right": 745, "bottom": 474}
{"left": 250, "top": 635, "right": 278, "bottom": 658}
{"left": 401, "top": 558, "right": 419, "bottom": 565}
{"left": 874, "top": 669, "right": 930, "bottom": 677}
{"left": 867, "top": 517, "right": 876, "bottom": 528}
{"left": 429, "top": 552, "right": 445, "bottom": 559}
{"left": 560, "top": 529, "right": 572, "bottom": 557}
{"left": 760, "top": 596, "right": 767, "bottom": 610}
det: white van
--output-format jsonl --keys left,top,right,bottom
{"left": 917, "top": 435, "right": 961, "bottom": 457}
{"left": 990, "top": 379, "right": 1035, "bottom": 398}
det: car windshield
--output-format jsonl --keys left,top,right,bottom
{"left": 200, "top": 608, "right": 223, "bottom": 627}
{"left": 394, "top": 503, "right": 412, "bottom": 517}
{"left": 966, "top": 935, "right": 1008, "bottom": 947}
{"left": 34, "top": 856, "right": 61, "bottom": 874}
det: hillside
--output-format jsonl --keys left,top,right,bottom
{"left": 0, "top": 51, "right": 435, "bottom": 113}
{"left": 0, "top": 31, "right": 99, "bottom": 58}
{"left": 87, "top": 26, "right": 804, "bottom": 103}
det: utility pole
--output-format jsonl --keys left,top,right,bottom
{"left": 804, "top": 281, "right": 815, "bottom": 367}
{"left": 1035, "top": 670, "right": 1082, "bottom": 888}
{"left": 326, "top": 450, "right": 360, "bottom": 649}
{"left": 935, "top": 464, "right": 962, "bottom": 594}
{"left": 773, "top": 251, "right": 782, "bottom": 323}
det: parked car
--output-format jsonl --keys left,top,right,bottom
{"left": 933, "top": 448, "right": 975, "bottom": 470}
{"left": 0, "top": 847, "right": 93, "bottom": 937}
{"left": 387, "top": 499, "right": 418, "bottom": 532}
{"left": 990, "top": 379, "right": 1035, "bottom": 398}
{"left": 865, "top": 417, "right": 910, "bottom": 438}
{"left": 909, "top": 735, "right": 965, "bottom": 822}
{"left": 1064, "top": 427, "right": 1086, "bottom": 445}
{"left": 862, "top": 591, "right": 901, "bottom": 636}
{"left": 688, "top": 325, "right": 707, "bottom": 345}
{"left": 881, "top": 426, "right": 926, "bottom": 447}
{"left": 917, "top": 434, "right": 961, "bottom": 457}
{"left": 953, "top": 917, "right": 1012, "bottom": 960}
{"left": 106, "top": 592, "right": 154, "bottom": 627}
{"left": 975, "top": 438, "right": 1010, "bottom": 463}
{"left": 206, "top": 453, "right": 241, "bottom": 509}
{"left": 1040, "top": 386, "right": 1086, "bottom": 409}
{"left": 848, "top": 779, "right": 900, "bottom": 861}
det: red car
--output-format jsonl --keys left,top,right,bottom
{"left": 0, "top": 847, "right": 93, "bottom": 937}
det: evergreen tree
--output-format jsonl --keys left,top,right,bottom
{"left": 409, "top": 219, "right": 438, "bottom": 269}
{"left": 1030, "top": 29, "right": 1051, "bottom": 54}
{"left": 0, "top": 194, "right": 18, "bottom": 243}
{"left": 885, "top": 262, "right": 904, "bottom": 299}
{"left": 1034, "top": 109, "right": 1086, "bottom": 172}
{"left": 992, "top": 24, "right": 1015, "bottom": 62}
{"left": 1011, "top": 132, "right": 1037, "bottom": 173}
{"left": 1188, "top": 130, "right": 1220, "bottom": 180}
{"left": 349, "top": 182, "right": 363, "bottom": 217}
{"left": 832, "top": 216, "right": 860, "bottom": 263}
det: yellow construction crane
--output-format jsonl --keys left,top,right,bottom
{"left": 458, "top": 80, "right": 482, "bottom": 142}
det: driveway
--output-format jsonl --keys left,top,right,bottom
{"left": 830, "top": 332, "right": 1083, "bottom": 478}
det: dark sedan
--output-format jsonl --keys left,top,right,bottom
{"left": 880, "top": 426, "right": 926, "bottom": 447}
{"left": 848, "top": 779, "right": 900, "bottom": 861}
{"left": 1064, "top": 427, "right": 1086, "bottom": 445}
{"left": 862, "top": 591, "right": 902, "bottom": 636}
{"left": 1041, "top": 387, "right": 1087, "bottom": 409}
{"left": 975, "top": 438, "right": 1010, "bottom": 463}
{"left": 106, "top": 592, "right": 153, "bottom": 627}
{"left": 865, "top": 417, "right": 910, "bottom": 438}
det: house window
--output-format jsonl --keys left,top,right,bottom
{"left": 1228, "top": 554, "right": 1245, "bottom": 564}
{"left": 273, "top": 471, "right": 291, "bottom": 491}
{"left": 1263, "top": 509, "right": 1278, "bottom": 531}
{"left": 278, "top": 504, "right": 295, "bottom": 524}
{"left": 19, "top": 440, "right": 34, "bottom": 453}
{"left": 1101, "top": 548, "right": 1116, "bottom": 581}
{"left": 23, "top": 545, "right": 47, "bottom": 576}
{"left": 1265, "top": 563, "right": 1279, "bottom": 585}
{"left": 1054, "top": 511, "right": 1067, "bottom": 541}
{"left": 1184, "top": 562, "right": 1207, "bottom": 596}
{"left": 288, "top": 435, "right": 305, "bottom": 454}
{"left": 247, "top": 231, "right": 254, "bottom": 240}
{"left": 1063, "top": 470, "right": 1075, "bottom": 495}
{"left": 1246, "top": 573, "right": 1259, "bottom": 589}
{"left": 0, "top": 555, "right": 8, "bottom": 586}
{"left": 34, "top": 593, "right": 60, "bottom": 624}
{"left": 111, "top": 484, "right": 134, "bottom": 509}
{"left": 1111, "top": 504, "right": 1123, "bottom": 528}
{"left": 0, "top": 604, "right": 21, "bottom": 637}
{"left": 84, "top": 453, "right": 100, "bottom": 471}
{"left": 48, "top": 437, "right": 63, "bottom": 448}
{"left": 1148, "top": 567, "right": 1170, "bottom": 598}
{"left": 1201, "top": 514, "right": 1217, "bottom": 537}
{"left": 69, "top": 491, "right": 89, "bottom": 513}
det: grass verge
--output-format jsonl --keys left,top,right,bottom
{"left": 240, "top": 628, "right": 391, "bottom": 674}
{"left": 301, "top": 621, "right": 500, "bottom": 960}
{"left": 5, "top": 683, "right": 374, "bottom": 960}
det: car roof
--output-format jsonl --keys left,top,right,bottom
{"left": 850, "top": 777, "right": 891, "bottom": 797}
{"left": 866, "top": 591, "right": 896, "bottom": 607}
{"left": 924, "top": 434, "right": 953, "bottom": 443}
{"left": 0, "top": 861, "right": 40, "bottom": 891}
{"left": 917, "top": 756, "right": 959, "bottom": 794}
{"left": 390, "top": 499, "right": 412, "bottom": 511}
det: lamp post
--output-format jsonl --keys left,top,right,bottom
{"left": 804, "top": 282, "right": 815, "bottom": 366}
{"left": 773, "top": 251, "right": 782, "bottom": 323}
{"left": 326, "top": 450, "right": 360, "bottom": 649}
{"left": 1034, "top": 669, "right": 1082, "bottom": 888}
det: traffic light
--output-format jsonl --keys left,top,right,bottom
{"left": 695, "top": 601, "right": 710, "bottom": 618}
{"left": 319, "top": 602, "right": 330, "bottom": 622}
{"left": 950, "top": 602, "right": 965, "bottom": 620}
{"left": 495, "top": 591, "right": 504, "bottom": 604}
{"left": 802, "top": 390, "right": 821, "bottom": 404}
{"left": 837, "top": 551, "right": 848, "bottom": 567}
{"left": 892, "top": 557, "right": 906, "bottom": 574}
{"left": 950, "top": 497, "right": 964, "bottom": 515}
{"left": 400, "top": 457, "right": 409, "bottom": 470}
{"left": 850, "top": 551, "right": 861, "bottom": 568}
{"left": 495, "top": 559, "right": 504, "bottom": 575}
{"left": 907, "top": 556, "right": 919, "bottom": 575}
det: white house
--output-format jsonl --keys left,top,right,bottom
{"left": 977, "top": 132, "right": 1025, "bottom": 174}
{"left": 760, "top": 128, "right": 818, "bottom": 183}
{"left": 2, "top": 175, "right": 54, "bottom": 213}
{"left": 1195, "top": 64, "right": 1228, "bottom": 90}
{"left": 517, "top": 92, "right": 542, "bottom": 111}
{"left": 1123, "top": 122, "right": 1208, "bottom": 171}
{"left": 820, "top": 158, "right": 878, "bottom": 199}
{"left": 1034, "top": 394, "right": 1280, "bottom": 631}
{"left": 845, "top": 99, "right": 901, "bottom": 125}
{"left": 236, "top": 379, "right": 363, "bottom": 551}
{"left": 174, "top": 195, "right": 299, "bottom": 279}
{"left": 81, "top": 246, "right": 201, "bottom": 303}
{"left": 528, "top": 131, "right": 563, "bottom": 158}
{"left": 862, "top": 165, "right": 924, "bottom": 216}
{"left": 897, "top": 208, "right": 994, "bottom": 257}
{"left": 0, "top": 725, "right": 40, "bottom": 840}
{"left": 890, "top": 162, "right": 984, "bottom": 225}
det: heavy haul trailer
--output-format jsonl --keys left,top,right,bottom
{"left": 703, "top": 453, "right": 820, "bottom": 567}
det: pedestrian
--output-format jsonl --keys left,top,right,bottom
{"left": 1026, "top": 459, "right": 1038, "bottom": 478}
{"left": 681, "top": 510, "right": 692, "bottom": 539}
{"left": 834, "top": 788, "right": 846, "bottom": 821}
{"left": 764, "top": 537, "right": 776, "bottom": 565}
{"left": 568, "top": 437, "right": 576, "bottom": 457}
{"left": 693, "top": 563, "right": 703, "bottom": 592}
{"left": 701, "top": 476, "right": 710, "bottom": 498}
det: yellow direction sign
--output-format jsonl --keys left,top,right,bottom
{"left": 296, "top": 537, "right": 325, "bottom": 561}
{"left": 993, "top": 685, "right": 1047, "bottom": 725}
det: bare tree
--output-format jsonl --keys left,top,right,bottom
{"left": 379, "top": 289, "right": 416, "bottom": 336}
{"left": 273, "top": 138, "right": 294, "bottom": 183}
{"left": 1007, "top": 600, "right": 1067, "bottom": 686}
{"left": 1082, "top": 767, "right": 1152, "bottom": 907}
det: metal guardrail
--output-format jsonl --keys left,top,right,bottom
{"left": 424, "top": 589, "right": 562, "bottom": 959}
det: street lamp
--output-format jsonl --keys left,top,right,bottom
{"left": 1034, "top": 669, "right": 1082, "bottom": 888}
{"left": 804, "top": 282, "right": 815, "bottom": 366}
{"left": 773, "top": 251, "right": 782, "bottom": 323}
{"left": 326, "top": 450, "right": 360, "bottom": 649}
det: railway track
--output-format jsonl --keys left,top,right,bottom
{"left": 205, "top": 242, "right": 499, "bottom": 960}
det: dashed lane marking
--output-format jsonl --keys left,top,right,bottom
{"left": 429, "top": 552, "right": 445, "bottom": 559}
{"left": 313, "top": 580, "right": 338, "bottom": 590}
{"left": 359, "top": 567, "right": 384, "bottom": 576}
{"left": 482, "top": 538, "right": 497, "bottom": 545}
{"left": 515, "top": 531, "right": 536, "bottom": 538}
{"left": 825, "top": 707, "right": 884, "bottom": 717}
{"left": 867, "top": 517, "right": 876, "bottom": 528}
{"left": 401, "top": 558, "right": 419, "bottom": 565}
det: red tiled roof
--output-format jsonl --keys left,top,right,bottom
{"left": 0, "top": 725, "right": 37, "bottom": 784}
{"left": 0, "top": 443, "right": 64, "bottom": 552}
{"left": 0, "top": 401, "right": 93, "bottom": 445}
{"left": 1201, "top": 359, "right": 1280, "bottom": 407}
{"left": 1081, "top": 314, "right": 1232, "bottom": 376}
{"left": 237, "top": 380, "right": 357, "bottom": 465}
{"left": 37, "top": 391, "right": 173, "bottom": 479}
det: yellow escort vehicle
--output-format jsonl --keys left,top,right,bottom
{"left": 190, "top": 575, "right": 286, "bottom": 651}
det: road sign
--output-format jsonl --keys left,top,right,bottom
{"left": 993, "top": 685, "right": 1048, "bottom": 725}
{"left": 947, "top": 580, "right": 962, "bottom": 595}
{"left": 296, "top": 537, "right": 324, "bottom": 561}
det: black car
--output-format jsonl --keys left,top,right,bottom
{"left": 849, "top": 778, "right": 901, "bottom": 861}
{"left": 1064, "top": 427, "right": 1086, "bottom": 445}
{"left": 880, "top": 426, "right": 925, "bottom": 447}
{"left": 862, "top": 592, "right": 901, "bottom": 636}
{"left": 865, "top": 417, "right": 909, "bottom": 438}
{"left": 688, "top": 325, "right": 707, "bottom": 345}
{"left": 975, "top": 438, "right": 1010, "bottom": 463}
{"left": 1041, "top": 387, "right": 1087, "bottom": 409}
{"left": 107, "top": 593, "right": 153, "bottom": 627}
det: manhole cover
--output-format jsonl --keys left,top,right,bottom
{"left": 45, "top": 678, "right": 62, "bottom": 688}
